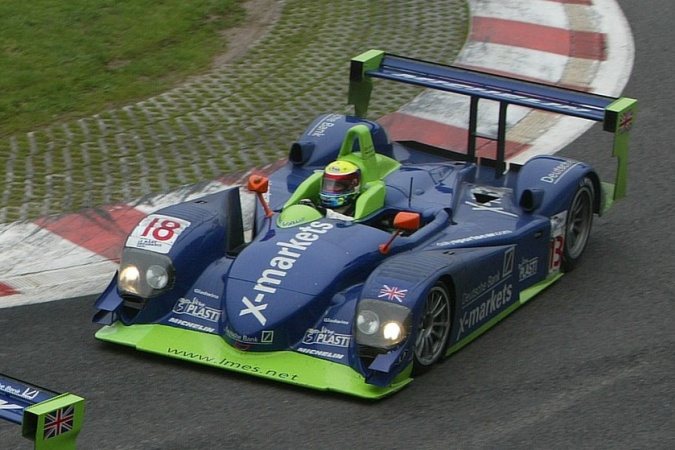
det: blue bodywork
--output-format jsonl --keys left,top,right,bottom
{"left": 94, "top": 113, "right": 597, "bottom": 388}
{"left": 93, "top": 51, "right": 637, "bottom": 396}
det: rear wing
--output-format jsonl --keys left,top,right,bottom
{"left": 348, "top": 50, "right": 638, "bottom": 205}
{"left": 0, "top": 373, "right": 84, "bottom": 450}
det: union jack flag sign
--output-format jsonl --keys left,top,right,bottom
{"left": 44, "top": 405, "right": 74, "bottom": 439}
{"left": 378, "top": 285, "right": 408, "bottom": 302}
{"left": 619, "top": 110, "right": 634, "bottom": 133}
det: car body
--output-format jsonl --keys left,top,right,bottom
{"left": 93, "top": 50, "right": 637, "bottom": 399}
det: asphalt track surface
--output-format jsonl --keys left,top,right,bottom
{"left": 1, "top": 1, "right": 674, "bottom": 449}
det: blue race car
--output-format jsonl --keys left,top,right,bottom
{"left": 93, "top": 50, "right": 638, "bottom": 399}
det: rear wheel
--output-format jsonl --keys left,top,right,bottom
{"left": 562, "top": 177, "right": 595, "bottom": 271}
{"left": 413, "top": 281, "right": 452, "bottom": 375}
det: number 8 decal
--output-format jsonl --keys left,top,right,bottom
{"left": 548, "top": 211, "right": 567, "bottom": 274}
{"left": 549, "top": 235, "right": 564, "bottom": 272}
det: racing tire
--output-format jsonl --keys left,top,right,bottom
{"left": 413, "top": 281, "right": 452, "bottom": 375}
{"left": 561, "top": 177, "right": 595, "bottom": 272}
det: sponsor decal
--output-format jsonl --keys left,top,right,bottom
{"left": 44, "top": 405, "right": 75, "bottom": 439}
{"left": 297, "top": 348, "right": 345, "bottom": 360}
{"left": 0, "top": 399, "right": 22, "bottom": 410}
{"left": 239, "top": 221, "right": 333, "bottom": 325}
{"left": 519, "top": 257, "right": 539, "bottom": 281}
{"left": 173, "top": 297, "right": 221, "bottom": 322}
{"left": 194, "top": 288, "right": 219, "bottom": 300}
{"left": 225, "top": 326, "right": 274, "bottom": 345}
{"left": 437, "top": 230, "right": 512, "bottom": 246}
{"left": 308, "top": 113, "right": 342, "bottom": 137}
{"left": 458, "top": 284, "right": 513, "bottom": 336}
{"left": 540, "top": 160, "right": 578, "bottom": 184}
{"left": 461, "top": 247, "right": 515, "bottom": 307}
{"left": 378, "top": 285, "right": 408, "bottom": 303}
{"left": 0, "top": 382, "right": 40, "bottom": 400}
{"left": 461, "top": 270, "right": 502, "bottom": 307}
{"left": 261, "top": 330, "right": 275, "bottom": 343}
{"left": 167, "top": 348, "right": 300, "bottom": 380}
{"left": 279, "top": 216, "right": 309, "bottom": 228}
{"left": 168, "top": 318, "right": 215, "bottom": 333}
{"left": 126, "top": 214, "right": 191, "bottom": 254}
{"left": 503, "top": 246, "right": 515, "bottom": 278}
{"left": 323, "top": 317, "right": 349, "bottom": 325}
{"left": 302, "top": 327, "right": 351, "bottom": 348}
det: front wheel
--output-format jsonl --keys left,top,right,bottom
{"left": 413, "top": 281, "right": 452, "bottom": 375}
{"left": 562, "top": 177, "right": 595, "bottom": 271}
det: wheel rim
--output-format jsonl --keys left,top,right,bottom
{"left": 414, "top": 284, "right": 451, "bottom": 366}
{"left": 566, "top": 185, "right": 593, "bottom": 260}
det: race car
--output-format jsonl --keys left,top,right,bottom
{"left": 93, "top": 50, "right": 637, "bottom": 399}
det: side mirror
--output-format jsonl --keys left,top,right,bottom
{"left": 379, "top": 212, "right": 422, "bottom": 254}
{"left": 393, "top": 211, "right": 421, "bottom": 231}
{"left": 248, "top": 175, "right": 269, "bottom": 194}
{"left": 248, "top": 175, "right": 273, "bottom": 218}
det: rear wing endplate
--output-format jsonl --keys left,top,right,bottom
{"left": 348, "top": 50, "right": 638, "bottom": 205}
{"left": 0, "top": 373, "right": 84, "bottom": 450}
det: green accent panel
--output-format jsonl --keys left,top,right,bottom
{"left": 518, "top": 273, "right": 563, "bottom": 305}
{"left": 338, "top": 125, "right": 379, "bottom": 182}
{"left": 354, "top": 181, "right": 387, "bottom": 220}
{"left": 348, "top": 49, "right": 385, "bottom": 118}
{"left": 338, "top": 125, "right": 400, "bottom": 183}
{"left": 282, "top": 171, "right": 323, "bottom": 209}
{"left": 96, "top": 323, "right": 412, "bottom": 399}
{"left": 604, "top": 97, "right": 638, "bottom": 202}
{"left": 446, "top": 274, "right": 564, "bottom": 356}
{"left": 351, "top": 49, "right": 386, "bottom": 77}
{"left": 22, "top": 393, "right": 85, "bottom": 450}
{"left": 601, "top": 182, "right": 616, "bottom": 215}
{"left": 276, "top": 204, "right": 323, "bottom": 228}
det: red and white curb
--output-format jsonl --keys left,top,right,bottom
{"left": 0, "top": 0, "right": 634, "bottom": 308}
{"left": 0, "top": 169, "right": 275, "bottom": 308}
{"left": 380, "top": 0, "right": 634, "bottom": 163}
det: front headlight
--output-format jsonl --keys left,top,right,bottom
{"left": 146, "top": 265, "right": 169, "bottom": 290}
{"left": 356, "top": 299, "right": 412, "bottom": 349}
{"left": 382, "top": 321, "right": 404, "bottom": 341}
{"left": 357, "top": 310, "right": 380, "bottom": 335}
{"left": 118, "top": 248, "right": 174, "bottom": 298}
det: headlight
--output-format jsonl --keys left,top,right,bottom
{"left": 119, "top": 265, "right": 141, "bottom": 286}
{"left": 118, "top": 248, "right": 174, "bottom": 298}
{"left": 357, "top": 310, "right": 380, "bottom": 335}
{"left": 146, "top": 265, "right": 169, "bottom": 289}
{"left": 382, "top": 321, "right": 403, "bottom": 341}
{"left": 356, "top": 299, "right": 412, "bottom": 349}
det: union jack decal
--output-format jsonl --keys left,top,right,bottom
{"left": 378, "top": 285, "right": 408, "bottom": 302}
{"left": 44, "top": 405, "right": 74, "bottom": 439}
{"left": 619, "top": 110, "right": 634, "bottom": 133}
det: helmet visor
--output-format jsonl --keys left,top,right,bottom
{"left": 322, "top": 177, "right": 354, "bottom": 194}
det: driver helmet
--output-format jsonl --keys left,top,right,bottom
{"left": 319, "top": 160, "right": 361, "bottom": 209}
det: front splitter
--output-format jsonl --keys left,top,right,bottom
{"left": 95, "top": 322, "right": 412, "bottom": 399}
